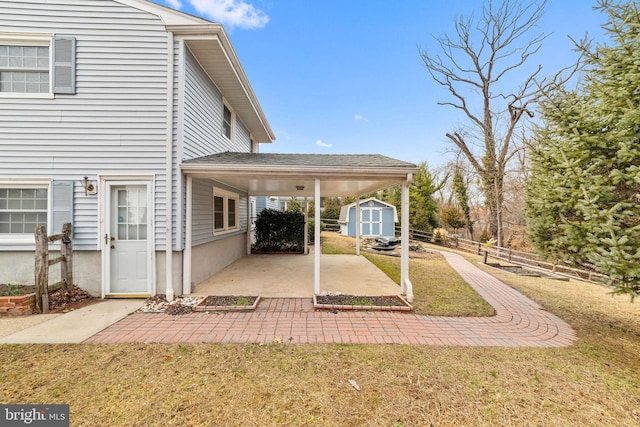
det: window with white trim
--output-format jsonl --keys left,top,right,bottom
{"left": 0, "top": 187, "right": 48, "bottom": 234}
{"left": 222, "top": 104, "right": 232, "bottom": 140}
{"left": 0, "top": 44, "right": 50, "bottom": 93}
{"left": 0, "top": 35, "right": 76, "bottom": 96}
{"left": 213, "top": 188, "right": 239, "bottom": 233}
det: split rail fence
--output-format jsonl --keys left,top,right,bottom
{"left": 395, "top": 225, "right": 610, "bottom": 285}
{"left": 34, "top": 222, "right": 73, "bottom": 313}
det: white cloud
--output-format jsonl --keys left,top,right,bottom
{"left": 163, "top": 0, "right": 183, "bottom": 8}
{"left": 354, "top": 114, "right": 369, "bottom": 122}
{"left": 187, "top": 0, "right": 269, "bottom": 29}
{"left": 316, "top": 140, "right": 332, "bottom": 148}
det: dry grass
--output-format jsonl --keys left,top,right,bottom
{"left": 1, "top": 237, "right": 640, "bottom": 426}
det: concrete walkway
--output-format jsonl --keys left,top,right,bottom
{"left": 85, "top": 251, "right": 576, "bottom": 347}
{"left": 0, "top": 300, "right": 144, "bottom": 344}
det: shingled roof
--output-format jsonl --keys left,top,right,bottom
{"left": 181, "top": 152, "right": 418, "bottom": 197}
{"left": 182, "top": 152, "right": 416, "bottom": 169}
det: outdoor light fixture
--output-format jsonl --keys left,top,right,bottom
{"left": 80, "top": 176, "right": 97, "bottom": 196}
{"left": 296, "top": 185, "right": 305, "bottom": 191}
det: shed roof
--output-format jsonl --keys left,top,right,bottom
{"left": 339, "top": 198, "right": 399, "bottom": 223}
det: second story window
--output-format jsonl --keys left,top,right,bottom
{"left": 0, "top": 35, "right": 76, "bottom": 97}
{"left": 222, "top": 104, "right": 232, "bottom": 139}
{"left": 0, "top": 45, "right": 50, "bottom": 93}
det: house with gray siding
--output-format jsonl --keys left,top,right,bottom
{"left": 0, "top": 0, "right": 274, "bottom": 299}
{"left": 0, "top": 0, "right": 419, "bottom": 301}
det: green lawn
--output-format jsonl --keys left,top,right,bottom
{"left": 1, "top": 234, "right": 639, "bottom": 425}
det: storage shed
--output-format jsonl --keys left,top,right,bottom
{"left": 339, "top": 198, "right": 398, "bottom": 238}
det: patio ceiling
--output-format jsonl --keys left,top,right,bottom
{"left": 180, "top": 152, "right": 419, "bottom": 197}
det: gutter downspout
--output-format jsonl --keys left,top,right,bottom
{"left": 401, "top": 173, "right": 414, "bottom": 302}
{"left": 165, "top": 31, "right": 175, "bottom": 301}
{"left": 183, "top": 175, "right": 192, "bottom": 294}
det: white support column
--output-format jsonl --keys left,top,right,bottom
{"left": 246, "top": 195, "right": 252, "bottom": 255}
{"left": 401, "top": 174, "right": 414, "bottom": 301}
{"left": 182, "top": 175, "right": 193, "bottom": 295}
{"left": 314, "top": 179, "right": 321, "bottom": 295}
{"left": 355, "top": 194, "right": 361, "bottom": 256}
{"left": 304, "top": 196, "right": 309, "bottom": 255}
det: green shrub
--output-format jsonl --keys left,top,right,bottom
{"left": 254, "top": 209, "right": 304, "bottom": 252}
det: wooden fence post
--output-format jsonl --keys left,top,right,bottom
{"left": 34, "top": 225, "right": 48, "bottom": 313}
{"left": 61, "top": 222, "right": 73, "bottom": 292}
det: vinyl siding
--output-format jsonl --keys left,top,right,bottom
{"left": 181, "top": 47, "right": 251, "bottom": 159}
{"left": 191, "top": 178, "right": 248, "bottom": 247}
{"left": 0, "top": 0, "right": 170, "bottom": 250}
{"left": 180, "top": 46, "right": 252, "bottom": 248}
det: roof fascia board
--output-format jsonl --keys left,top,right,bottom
{"left": 181, "top": 164, "right": 418, "bottom": 177}
{"left": 116, "top": 0, "right": 209, "bottom": 25}
{"left": 169, "top": 24, "right": 275, "bottom": 142}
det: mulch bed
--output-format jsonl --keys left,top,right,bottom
{"left": 138, "top": 295, "right": 261, "bottom": 314}
{"left": 0, "top": 284, "right": 96, "bottom": 313}
{"left": 194, "top": 295, "right": 261, "bottom": 312}
{"left": 314, "top": 294, "right": 413, "bottom": 311}
{"left": 47, "top": 286, "right": 97, "bottom": 313}
{"left": 315, "top": 294, "right": 407, "bottom": 307}
{"left": 0, "top": 284, "right": 36, "bottom": 296}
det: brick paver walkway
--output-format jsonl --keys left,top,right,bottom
{"left": 85, "top": 251, "right": 576, "bottom": 347}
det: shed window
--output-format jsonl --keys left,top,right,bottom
{"left": 0, "top": 187, "right": 48, "bottom": 234}
{"left": 213, "top": 188, "right": 239, "bottom": 234}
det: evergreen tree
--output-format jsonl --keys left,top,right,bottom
{"left": 526, "top": 0, "right": 640, "bottom": 298}
{"left": 410, "top": 162, "right": 442, "bottom": 232}
{"left": 453, "top": 169, "right": 474, "bottom": 238}
{"left": 321, "top": 197, "right": 341, "bottom": 220}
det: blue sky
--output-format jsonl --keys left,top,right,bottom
{"left": 154, "top": 0, "right": 607, "bottom": 166}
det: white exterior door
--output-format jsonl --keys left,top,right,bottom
{"left": 104, "top": 182, "right": 153, "bottom": 296}
{"left": 360, "top": 208, "right": 382, "bottom": 236}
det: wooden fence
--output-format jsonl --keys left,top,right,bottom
{"left": 320, "top": 218, "right": 340, "bottom": 232}
{"left": 34, "top": 222, "right": 73, "bottom": 313}
{"left": 394, "top": 225, "right": 611, "bottom": 286}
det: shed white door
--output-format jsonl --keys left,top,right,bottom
{"left": 360, "top": 208, "right": 382, "bottom": 236}
{"left": 105, "top": 184, "right": 152, "bottom": 295}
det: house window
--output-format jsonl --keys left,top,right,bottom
{"left": 222, "top": 104, "right": 232, "bottom": 139}
{"left": 0, "top": 44, "right": 50, "bottom": 93}
{"left": 0, "top": 35, "right": 76, "bottom": 96}
{"left": 213, "top": 188, "right": 239, "bottom": 234}
{"left": 0, "top": 187, "right": 48, "bottom": 234}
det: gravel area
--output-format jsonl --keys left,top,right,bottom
{"left": 0, "top": 313, "right": 61, "bottom": 339}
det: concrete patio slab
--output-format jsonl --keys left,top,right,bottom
{"left": 190, "top": 254, "right": 402, "bottom": 297}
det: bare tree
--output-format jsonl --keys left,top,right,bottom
{"left": 419, "top": 0, "right": 575, "bottom": 246}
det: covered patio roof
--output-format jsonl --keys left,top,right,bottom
{"left": 180, "top": 152, "right": 418, "bottom": 197}
{"left": 180, "top": 152, "right": 419, "bottom": 301}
